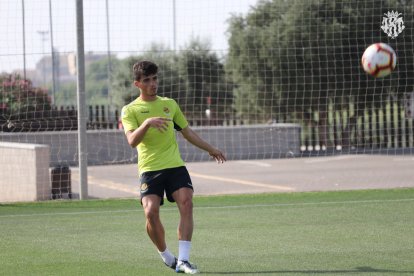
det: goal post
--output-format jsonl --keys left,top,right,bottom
{"left": 75, "top": 0, "right": 88, "bottom": 200}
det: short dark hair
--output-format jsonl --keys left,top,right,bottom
{"left": 132, "top": 61, "right": 158, "bottom": 81}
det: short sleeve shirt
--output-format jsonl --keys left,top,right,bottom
{"left": 121, "top": 96, "right": 188, "bottom": 173}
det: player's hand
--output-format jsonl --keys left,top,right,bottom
{"left": 146, "top": 117, "right": 171, "bottom": 132}
{"left": 209, "top": 149, "right": 226, "bottom": 164}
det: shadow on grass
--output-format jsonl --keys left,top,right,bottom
{"left": 202, "top": 266, "right": 414, "bottom": 274}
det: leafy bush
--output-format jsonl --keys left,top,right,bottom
{"left": 0, "top": 74, "right": 51, "bottom": 117}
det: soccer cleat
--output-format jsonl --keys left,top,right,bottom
{"left": 164, "top": 257, "right": 177, "bottom": 270}
{"left": 175, "top": 260, "right": 199, "bottom": 274}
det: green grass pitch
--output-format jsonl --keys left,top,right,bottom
{"left": 1, "top": 188, "right": 414, "bottom": 275}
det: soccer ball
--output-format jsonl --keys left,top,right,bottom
{"left": 361, "top": 43, "right": 397, "bottom": 78}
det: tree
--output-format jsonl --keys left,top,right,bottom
{"left": 83, "top": 57, "right": 122, "bottom": 108}
{"left": 111, "top": 43, "right": 185, "bottom": 109}
{"left": 226, "top": 0, "right": 292, "bottom": 121}
{"left": 111, "top": 41, "right": 233, "bottom": 125}
{"left": 53, "top": 57, "right": 119, "bottom": 107}
{"left": 177, "top": 39, "right": 234, "bottom": 123}
{"left": 226, "top": 0, "right": 414, "bottom": 123}
{"left": 54, "top": 82, "right": 76, "bottom": 106}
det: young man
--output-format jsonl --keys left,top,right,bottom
{"left": 121, "top": 61, "right": 226, "bottom": 274}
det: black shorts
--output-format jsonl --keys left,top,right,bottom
{"left": 139, "top": 166, "right": 193, "bottom": 205}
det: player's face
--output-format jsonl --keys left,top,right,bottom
{"left": 135, "top": 74, "right": 158, "bottom": 100}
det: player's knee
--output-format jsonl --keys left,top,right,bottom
{"left": 179, "top": 197, "right": 193, "bottom": 212}
{"left": 144, "top": 206, "right": 160, "bottom": 222}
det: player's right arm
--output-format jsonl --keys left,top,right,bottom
{"left": 125, "top": 117, "right": 171, "bottom": 148}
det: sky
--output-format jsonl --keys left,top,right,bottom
{"left": 0, "top": 0, "right": 258, "bottom": 73}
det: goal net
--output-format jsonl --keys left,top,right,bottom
{"left": 0, "top": 0, "right": 413, "bottom": 201}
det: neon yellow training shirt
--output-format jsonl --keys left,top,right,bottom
{"left": 121, "top": 96, "right": 188, "bottom": 174}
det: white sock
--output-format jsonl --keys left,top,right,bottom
{"left": 158, "top": 248, "right": 176, "bottom": 266}
{"left": 178, "top": 240, "right": 192, "bottom": 263}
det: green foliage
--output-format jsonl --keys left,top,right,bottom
{"left": 49, "top": 0, "right": 414, "bottom": 123}
{"left": 85, "top": 57, "right": 120, "bottom": 107}
{"left": 227, "top": 0, "right": 414, "bottom": 119}
{"left": 110, "top": 44, "right": 184, "bottom": 109}
{"left": 54, "top": 82, "right": 77, "bottom": 106}
{"left": 177, "top": 39, "right": 234, "bottom": 117}
{"left": 111, "top": 40, "right": 233, "bottom": 121}
{"left": 110, "top": 56, "right": 137, "bottom": 108}
{"left": 0, "top": 74, "right": 51, "bottom": 115}
{"left": 53, "top": 57, "right": 120, "bottom": 108}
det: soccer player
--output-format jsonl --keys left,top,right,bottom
{"left": 121, "top": 61, "right": 226, "bottom": 274}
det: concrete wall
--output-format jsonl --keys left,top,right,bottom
{"left": 0, "top": 130, "right": 137, "bottom": 166}
{"left": 178, "top": 124, "right": 301, "bottom": 161}
{"left": 0, "top": 124, "right": 301, "bottom": 166}
{"left": 0, "top": 142, "right": 50, "bottom": 202}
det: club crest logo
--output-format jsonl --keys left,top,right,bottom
{"left": 381, "top": 10, "right": 405, "bottom": 39}
{"left": 140, "top": 183, "right": 148, "bottom": 192}
{"left": 163, "top": 107, "right": 170, "bottom": 115}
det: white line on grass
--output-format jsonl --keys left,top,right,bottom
{"left": 1, "top": 198, "right": 414, "bottom": 219}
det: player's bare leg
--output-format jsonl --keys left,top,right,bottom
{"left": 142, "top": 195, "right": 176, "bottom": 269}
{"left": 142, "top": 195, "right": 166, "bottom": 250}
{"left": 173, "top": 187, "right": 194, "bottom": 241}
{"left": 173, "top": 188, "right": 199, "bottom": 274}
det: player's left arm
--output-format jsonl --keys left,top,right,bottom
{"left": 180, "top": 126, "right": 226, "bottom": 163}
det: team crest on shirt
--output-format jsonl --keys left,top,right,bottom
{"left": 163, "top": 107, "right": 170, "bottom": 115}
{"left": 141, "top": 183, "right": 149, "bottom": 192}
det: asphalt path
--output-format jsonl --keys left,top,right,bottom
{"left": 70, "top": 155, "right": 414, "bottom": 199}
